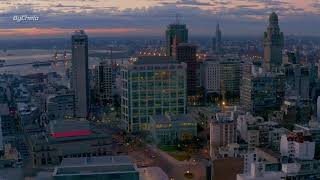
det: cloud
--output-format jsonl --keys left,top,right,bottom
{"left": 249, "top": 0, "right": 289, "bottom": 6}
{"left": 161, "top": 0, "right": 214, "bottom": 6}
{"left": 313, "top": 1, "right": 320, "bottom": 12}
{"left": 0, "top": 0, "right": 318, "bottom": 37}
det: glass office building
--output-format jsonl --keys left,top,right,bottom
{"left": 121, "top": 56, "right": 187, "bottom": 132}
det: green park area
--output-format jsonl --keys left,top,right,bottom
{"left": 159, "top": 145, "right": 191, "bottom": 161}
{"left": 159, "top": 145, "right": 178, "bottom": 152}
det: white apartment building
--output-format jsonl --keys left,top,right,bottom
{"left": 238, "top": 157, "right": 320, "bottom": 180}
{"left": 202, "top": 59, "right": 221, "bottom": 94}
{"left": 237, "top": 113, "right": 262, "bottom": 150}
{"left": 280, "top": 132, "right": 315, "bottom": 160}
{"left": 237, "top": 112, "right": 287, "bottom": 150}
{"left": 237, "top": 162, "right": 284, "bottom": 180}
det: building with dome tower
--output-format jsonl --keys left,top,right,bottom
{"left": 263, "top": 12, "right": 284, "bottom": 72}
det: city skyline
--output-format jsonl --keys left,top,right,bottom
{"left": 0, "top": 0, "right": 320, "bottom": 38}
{"left": 0, "top": 7, "right": 320, "bottom": 179}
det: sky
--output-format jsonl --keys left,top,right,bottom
{"left": 0, "top": 0, "right": 319, "bottom": 38}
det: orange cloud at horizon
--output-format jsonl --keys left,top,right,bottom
{"left": 0, "top": 27, "right": 153, "bottom": 37}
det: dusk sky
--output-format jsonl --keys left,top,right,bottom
{"left": 0, "top": 0, "right": 320, "bottom": 38}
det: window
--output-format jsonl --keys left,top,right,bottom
{"left": 147, "top": 72, "right": 154, "bottom": 79}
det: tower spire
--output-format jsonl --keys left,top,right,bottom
{"left": 263, "top": 12, "right": 284, "bottom": 72}
{"left": 215, "top": 22, "right": 222, "bottom": 55}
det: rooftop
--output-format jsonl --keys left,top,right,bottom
{"left": 0, "top": 103, "right": 9, "bottom": 116}
{"left": 167, "top": 23, "right": 187, "bottom": 29}
{"left": 49, "top": 120, "right": 91, "bottom": 138}
{"left": 286, "top": 131, "right": 313, "bottom": 143}
{"left": 135, "top": 56, "right": 176, "bottom": 65}
{"left": 215, "top": 112, "right": 234, "bottom": 123}
{"left": 72, "top": 30, "right": 87, "bottom": 36}
{"left": 177, "top": 43, "right": 197, "bottom": 48}
{"left": 53, "top": 156, "right": 138, "bottom": 176}
{"left": 60, "top": 156, "right": 132, "bottom": 167}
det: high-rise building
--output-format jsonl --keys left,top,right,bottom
{"left": 120, "top": 56, "right": 187, "bottom": 132}
{"left": 263, "top": 12, "right": 284, "bottom": 72}
{"left": 317, "top": 97, "right": 320, "bottom": 121}
{"left": 94, "top": 61, "right": 113, "bottom": 105}
{"left": 284, "top": 64, "right": 310, "bottom": 100}
{"left": 201, "top": 56, "right": 240, "bottom": 97}
{"left": 220, "top": 56, "right": 241, "bottom": 96}
{"left": 176, "top": 43, "right": 199, "bottom": 96}
{"left": 294, "top": 66, "right": 309, "bottom": 100}
{"left": 166, "top": 23, "right": 188, "bottom": 56}
{"left": 240, "top": 63, "right": 284, "bottom": 115}
{"left": 215, "top": 23, "right": 222, "bottom": 55}
{"left": 71, "top": 30, "right": 89, "bottom": 118}
{"left": 201, "top": 59, "right": 221, "bottom": 94}
{"left": 283, "top": 51, "right": 297, "bottom": 64}
{"left": 211, "top": 37, "right": 216, "bottom": 52}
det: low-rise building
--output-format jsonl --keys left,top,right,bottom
{"left": 28, "top": 120, "right": 113, "bottom": 167}
{"left": 149, "top": 113, "right": 197, "bottom": 145}
{"left": 53, "top": 156, "right": 140, "bottom": 180}
{"left": 0, "top": 116, "right": 22, "bottom": 168}
{"left": 237, "top": 161, "right": 284, "bottom": 180}
{"left": 17, "top": 102, "right": 40, "bottom": 129}
{"left": 0, "top": 144, "right": 23, "bottom": 168}
{"left": 47, "top": 93, "right": 74, "bottom": 120}
{"left": 238, "top": 144, "right": 320, "bottom": 180}
{"left": 295, "top": 121, "right": 320, "bottom": 149}
{"left": 237, "top": 113, "right": 262, "bottom": 150}
{"left": 218, "top": 143, "right": 246, "bottom": 158}
{"left": 238, "top": 158, "right": 320, "bottom": 180}
{"left": 281, "top": 159, "right": 320, "bottom": 179}
{"left": 237, "top": 113, "right": 288, "bottom": 151}
{"left": 210, "top": 112, "right": 236, "bottom": 152}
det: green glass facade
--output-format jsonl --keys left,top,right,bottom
{"left": 121, "top": 60, "right": 187, "bottom": 132}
